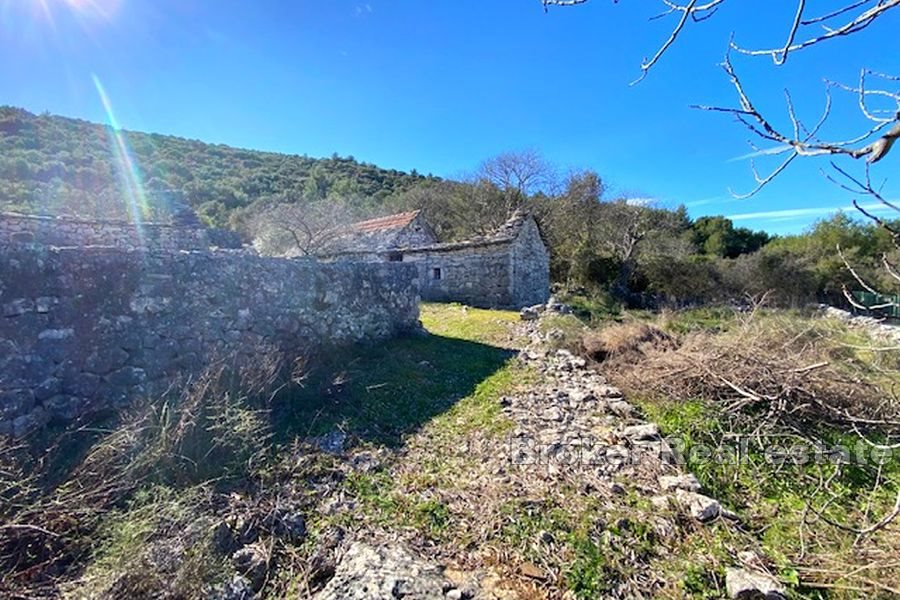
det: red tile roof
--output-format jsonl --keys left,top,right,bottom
{"left": 349, "top": 210, "right": 420, "bottom": 234}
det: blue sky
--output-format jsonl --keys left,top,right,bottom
{"left": 1, "top": 0, "right": 897, "bottom": 234}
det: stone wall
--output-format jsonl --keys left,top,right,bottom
{"left": 0, "top": 212, "right": 230, "bottom": 251}
{"left": 328, "top": 218, "right": 550, "bottom": 309}
{"left": 317, "top": 212, "right": 550, "bottom": 310}
{"left": 0, "top": 247, "right": 420, "bottom": 436}
{"left": 509, "top": 218, "right": 550, "bottom": 308}
{"left": 403, "top": 243, "right": 514, "bottom": 308}
{"left": 404, "top": 220, "right": 549, "bottom": 309}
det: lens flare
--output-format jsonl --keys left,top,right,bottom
{"left": 62, "top": 0, "right": 121, "bottom": 20}
{"left": 0, "top": 0, "right": 121, "bottom": 50}
{"left": 92, "top": 74, "right": 148, "bottom": 244}
{"left": 1, "top": 0, "right": 119, "bottom": 21}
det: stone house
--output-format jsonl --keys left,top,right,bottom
{"left": 320, "top": 210, "right": 550, "bottom": 309}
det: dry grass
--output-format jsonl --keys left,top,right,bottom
{"left": 580, "top": 321, "right": 676, "bottom": 365}
{"left": 603, "top": 311, "right": 900, "bottom": 437}
{"left": 0, "top": 347, "right": 300, "bottom": 599}
{"left": 582, "top": 308, "right": 900, "bottom": 597}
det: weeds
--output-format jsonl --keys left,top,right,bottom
{"left": 0, "top": 347, "right": 299, "bottom": 599}
{"left": 584, "top": 306, "right": 900, "bottom": 597}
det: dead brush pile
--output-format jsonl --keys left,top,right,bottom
{"left": 595, "top": 312, "right": 900, "bottom": 439}
{"left": 580, "top": 321, "right": 677, "bottom": 365}
{"left": 584, "top": 309, "right": 900, "bottom": 596}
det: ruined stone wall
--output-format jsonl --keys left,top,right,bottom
{"left": 402, "top": 243, "right": 514, "bottom": 308}
{"left": 510, "top": 218, "right": 550, "bottom": 308}
{"left": 392, "top": 214, "right": 438, "bottom": 249}
{"left": 0, "top": 212, "right": 211, "bottom": 251}
{"left": 0, "top": 247, "right": 420, "bottom": 436}
{"left": 324, "top": 232, "right": 550, "bottom": 309}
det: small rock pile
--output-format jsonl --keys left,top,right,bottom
{"left": 519, "top": 296, "right": 573, "bottom": 321}
{"left": 822, "top": 305, "right": 900, "bottom": 344}
{"left": 509, "top": 348, "right": 737, "bottom": 528}
{"left": 315, "top": 542, "right": 473, "bottom": 600}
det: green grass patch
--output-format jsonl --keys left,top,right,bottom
{"left": 660, "top": 306, "right": 737, "bottom": 335}
{"left": 634, "top": 392, "right": 900, "bottom": 599}
{"left": 559, "top": 291, "right": 622, "bottom": 323}
{"left": 78, "top": 484, "right": 222, "bottom": 597}
{"left": 420, "top": 302, "right": 521, "bottom": 346}
{"left": 302, "top": 303, "right": 532, "bottom": 542}
{"left": 275, "top": 302, "right": 524, "bottom": 446}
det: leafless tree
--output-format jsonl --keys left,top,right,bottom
{"left": 826, "top": 163, "right": 900, "bottom": 310}
{"left": 478, "top": 150, "right": 556, "bottom": 198}
{"left": 250, "top": 200, "right": 352, "bottom": 257}
{"left": 389, "top": 158, "right": 557, "bottom": 241}
{"left": 597, "top": 199, "right": 686, "bottom": 299}
{"left": 476, "top": 150, "right": 557, "bottom": 220}
{"left": 540, "top": 1, "right": 898, "bottom": 170}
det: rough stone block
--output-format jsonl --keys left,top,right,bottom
{"left": 85, "top": 347, "right": 130, "bottom": 375}
{"left": 0, "top": 389, "right": 35, "bottom": 420}
{"left": 105, "top": 367, "right": 147, "bottom": 387}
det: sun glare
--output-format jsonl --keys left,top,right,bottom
{"left": 61, "top": 0, "right": 121, "bottom": 18}
{"left": 12, "top": 0, "right": 121, "bottom": 23}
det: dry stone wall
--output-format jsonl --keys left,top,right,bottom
{"left": 0, "top": 247, "right": 420, "bottom": 436}
{"left": 318, "top": 213, "right": 550, "bottom": 310}
{"left": 0, "top": 212, "right": 241, "bottom": 251}
{"left": 402, "top": 219, "right": 549, "bottom": 309}
{"left": 403, "top": 244, "right": 513, "bottom": 308}
{"left": 510, "top": 218, "right": 550, "bottom": 308}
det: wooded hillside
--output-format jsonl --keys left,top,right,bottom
{"left": 0, "top": 106, "right": 435, "bottom": 226}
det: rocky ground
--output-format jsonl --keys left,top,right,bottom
{"left": 5, "top": 303, "right": 893, "bottom": 598}
{"left": 821, "top": 305, "right": 900, "bottom": 344}
{"left": 283, "top": 309, "right": 785, "bottom": 600}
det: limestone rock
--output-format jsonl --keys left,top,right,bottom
{"left": 313, "top": 541, "right": 456, "bottom": 600}
{"left": 725, "top": 567, "right": 786, "bottom": 599}
{"left": 12, "top": 406, "right": 47, "bottom": 437}
{"left": 650, "top": 495, "right": 672, "bottom": 509}
{"left": 349, "top": 451, "right": 383, "bottom": 474}
{"left": 675, "top": 489, "right": 721, "bottom": 522}
{"left": 658, "top": 474, "right": 702, "bottom": 493}
{"left": 621, "top": 423, "right": 660, "bottom": 441}
{"left": 545, "top": 297, "right": 573, "bottom": 314}
{"left": 520, "top": 306, "right": 542, "bottom": 321}
{"left": 314, "top": 430, "right": 347, "bottom": 455}
{"left": 208, "top": 575, "right": 254, "bottom": 600}
{"left": 595, "top": 385, "right": 624, "bottom": 399}
{"left": 0, "top": 390, "right": 35, "bottom": 421}
{"left": 607, "top": 399, "right": 636, "bottom": 417}
{"left": 231, "top": 544, "right": 268, "bottom": 591}
{"left": 271, "top": 507, "right": 307, "bottom": 543}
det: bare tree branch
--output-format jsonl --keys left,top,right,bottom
{"left": 691, "top": 55, "right": 900, "bottom": 197}
{"left": 731, "top": 0, "right": 900, "bottom": 63}
{"left": 543, "top": 1, "right": 900, "bottom": 69}
{"left": 250, "top": 201, "right": 352, "bottom": 257}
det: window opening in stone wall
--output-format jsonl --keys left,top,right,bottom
{"left": 432, "top": 267, "right": 442, "bottom": 280}
{"left": 388, "top": 251, "right": 403, "bottom": 262}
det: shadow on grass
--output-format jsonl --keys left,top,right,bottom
{"left": 272, "top": 332, "right": 514, "bottom": 448}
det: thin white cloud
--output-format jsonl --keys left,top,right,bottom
{"left": 726, "top": 202, "right": 896, "bottom": 222}
{"left": 685, "top": 195, "right": 742, "bottom": 208}
{"left": 354, "top": 3, "right": 373, "bottom": 16}
{"left": 728, "top": 145, "right": 792, "bottom": 162}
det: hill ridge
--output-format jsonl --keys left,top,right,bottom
{"left": 0, "top": 105, "right": 436, "bottom": 227}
